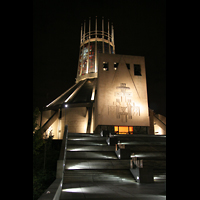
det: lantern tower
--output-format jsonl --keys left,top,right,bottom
{"left": 76, "top": 16, "right": 115, "bottom": 83}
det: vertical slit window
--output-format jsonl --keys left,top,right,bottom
{"left": 126, "top": 63, "right": 130, "bottom": 70}
{"left": 103, "top": 62, "right": 108, "bottom": 71}
{"left": 114, "top": 62, "right": 119, "bottom": 70}
{"left": 134, "top": 64, "right": 141, "bottom": 76}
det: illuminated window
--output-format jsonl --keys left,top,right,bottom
{"left": 114, "top": 126, "right": 118, "bottom": 133}
{"left": 114, "top": 126, "right": 133, "bottom": 134}
{"left": 78, "top": 46, "right": 83, "bottom": 76}
{"left": 134, "top": 64, "right": 141, "bottom": 76}
{"left": 119, "top": 126, "right": 128, "bottom": 134}
{"left": 114, "top": 62, "right": 118, "bottom": 70}
{"left": 103, "top": 62, "right": 108, "bottom": 71}
{"left": 89, "top": 42, "right": 95, "bottom": 73}
{"left": 129, "top": 127, "right": 133, "bottom": 134}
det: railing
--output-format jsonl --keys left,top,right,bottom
{"left": 84, "top": 30, "right": 111, "bottom": 39}
{"left": 38, "top": 125, "right": 68, "bottom": 200}
{"left": 81, "top": 30, "right": 114, "bottom": 46}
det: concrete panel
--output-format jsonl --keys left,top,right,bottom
{"left": 95, "top": 54, "right": 149, "bottom": 130}
{"left": 61, "top": 107, "right": 88, "bottom": 134}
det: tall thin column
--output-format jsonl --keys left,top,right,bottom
{"left": 102, "top": 16, "right": 104, "bottom": 53}
{"left": 95, "top": 16, "right": 97, "bottom": 73}
{"left": 80, "top": 23, "right": 83, "bottom": 44}
{"left": 89, "top": 17, "right": 91, "bottom": 39}
{"left": 108, "top": 20, "right": 111, "bottom": 54}
{"left": 95, "top": 16, "right": 97, "bottom": 38}
{"left": 83, "top": 20, "right": 86, "bottom": 42}
{"left": 108, "top": 19, "right": 110, "bottom": 41}
{"left": 112, "top": 24, "right": 115, "bottom": 54}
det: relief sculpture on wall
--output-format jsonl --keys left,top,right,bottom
{"left": 108, "top": 83, "right": 140, "bottom": 122}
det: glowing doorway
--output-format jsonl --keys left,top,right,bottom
{"left": 114, "top": 126, "right": 133, "bottom": 134}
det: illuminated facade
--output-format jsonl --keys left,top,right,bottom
{"left": 38, "top": 17, "right": 166, "bottom": 139}
{"left": 95, "top": 53, "right": 150, "bottom": 134}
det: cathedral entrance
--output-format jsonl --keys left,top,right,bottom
{"left": 114, "top": 126, "right": 133, "bottom": 134}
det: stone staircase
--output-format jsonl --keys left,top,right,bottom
{"left": 64, "top": 169, "right": 135, "bottom": 183}
{"left": 112, "top": 134, "right": 166, "bottom": 182}
{"left": 63, "top": 133, "right": 135, "bottom": 183}
{"left": 60, "top": 133, "right": 166, "bottom": 199}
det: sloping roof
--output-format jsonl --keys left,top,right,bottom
{"left": 45, "top": 78, "right": 97, "bottom": 109}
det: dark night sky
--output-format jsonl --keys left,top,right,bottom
{"left": 33, "top": 0, "right": 166, "bottom": 116}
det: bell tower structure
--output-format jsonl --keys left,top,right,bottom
{"left": 76, "top": 16, "right": 115, "bottom": 83}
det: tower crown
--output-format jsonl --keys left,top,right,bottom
{"left": 76, "top": 16, "right": 115, "bottom": 83}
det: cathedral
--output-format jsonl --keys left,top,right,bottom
{"left": 38, "top": 17, "right": 166, "bottom": 139}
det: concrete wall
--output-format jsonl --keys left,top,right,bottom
{"left": 95, "top": 54, "right": 149, "bottom": 129}
{"left": 61, "top": 107, "right": 88, "bottom": 134}
{"left": 42, "top": 107, "right": 88, "bottom": 139}
{"left": 148, "top": 109, "right": 154, "bottom": 135}
{"left": 154, "top": 113, "right": 166, "bottom": 135}
{"left": 37, "top": 110, "right": 56, "bottom": 128}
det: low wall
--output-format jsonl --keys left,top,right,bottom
{"left": 38, "top": 125, "right": 68, "bottom": 200}
{"left": 37, "top": 179, "right": 62, "bottom": 200}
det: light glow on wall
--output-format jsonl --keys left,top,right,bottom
{"left": 91, "top": 86, "right": 95, "bottom": 100}
{"left": 46, "top": 126, "right": 53, "bottom": 137}
{"left": 57, "top": 120, "right": 61, "bottom": 139}
{"left": 154, "top": 124, "right": 164, "bottom": 135}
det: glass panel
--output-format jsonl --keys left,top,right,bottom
{"left": 119, "top": 126, "right": 128, "bottom": 132}
{"left": 114, "top": 126, "right": 118, "bottom": 132}
{"left": 82, "top": 43, "right": 88, "bottom": 75}
{"left": 89, "top": 42, "right": 95, "bottom": 73}
{"left": 78, "top": 46, "right": 83, "bottom": 76}
{"left": 129, "top": 127, "right": 133, "bottom": 132}
{"left": 129, "top": 126, "right": 133, "bottom": 134}
{"left": 118, "top": 126, "right": 128, "bottom": 134}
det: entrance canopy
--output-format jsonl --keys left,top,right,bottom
{"left": 46, "top": 78, "right": 97, "bottom": 110}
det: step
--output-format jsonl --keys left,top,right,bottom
{"left": 68, "top": 136, "right": 106, "bottom": 141}
{"left": 65, "top": 159, "right": 130, "bottom": 170}
{"left": 131, "top": 152, "right": 166, "bottom": 159}
{"left": 66, "top": 151, "right": 118, "bottom": 159}
{"left": 63, "top": 169, "right": 136, "bottom": 183}
{"left": 112, "top": 135, "right": 166, "bottom": 143}
{"left": 67, "top": 145, "right": 115, "bottom": 151}
{"left": 67, "top": 140, "right": 107, "bottom": 146}
{"left": 68, "top": 133, "right": 99, "bottom": 137}
{"left": 127, "top": 145, "right": 166, "bottom": 152}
